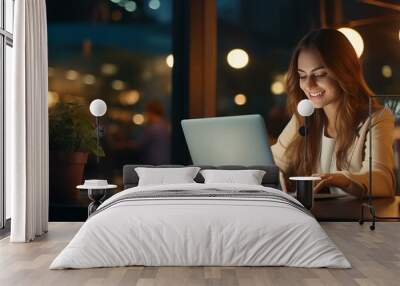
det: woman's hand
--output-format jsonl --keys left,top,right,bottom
{"left": 312, "top": 173, "right": 352, "bottom": 193}
{"left": 279, "top": 171, "right": 293, "bottom": 193}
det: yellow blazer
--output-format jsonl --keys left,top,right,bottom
{"left": 271, "top": 109, "right": 396, "bottom": 197}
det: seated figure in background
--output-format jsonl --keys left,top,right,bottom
{"left": 271, "top": 28, "right": 396, "bottom": 198}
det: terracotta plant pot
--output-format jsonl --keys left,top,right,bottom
{"left": 49, "top": 152, "right": 88, "bottom": 204}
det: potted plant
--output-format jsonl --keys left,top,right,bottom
{"left": 49, "top": 102, "right": 105, "bottom": 204}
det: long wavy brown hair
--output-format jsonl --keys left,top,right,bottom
{"left": 285, "top": 28, "right": 380, "bottom": 176}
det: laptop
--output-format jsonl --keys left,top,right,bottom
{"left": 181, "top": 114, "right": 274, "bottom": 166}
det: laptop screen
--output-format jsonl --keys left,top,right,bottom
{"left": 181, "top": 114, "right": 275, "bottom": 166}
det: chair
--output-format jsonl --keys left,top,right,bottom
{"left": 359, "top": 95, "right": 400, "bottom": 230}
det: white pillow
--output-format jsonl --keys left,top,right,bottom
{"left": 135, "top": 167, "right": 201, "bottom": 186}
{"left": 200, "top": 169, "right": 266, "bottom": 185}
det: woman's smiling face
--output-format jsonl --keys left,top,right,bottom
{"left": 297, "top": 48, "right": 342, "bottom": 109}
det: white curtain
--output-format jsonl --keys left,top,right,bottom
{"left": 7, "top": 0, "right": 49, "bottom": 242}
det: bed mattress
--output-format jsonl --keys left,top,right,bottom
{"left": 50, "top": 183, "right": 351, "bottom": 269}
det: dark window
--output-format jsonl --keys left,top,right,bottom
{"left": 47, "top": 0, "right": 173, "bottom": 221}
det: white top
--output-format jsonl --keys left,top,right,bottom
{"left": 320, "top": 130, "right": 347, "bottom": 196}
{"left": 320, "top": 132, "right": 336, "bottom": 173}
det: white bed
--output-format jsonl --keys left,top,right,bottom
{"left": 50, "top": 183, "right": 351, "bottom": 269}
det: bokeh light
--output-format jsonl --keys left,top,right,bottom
{"left": 132, "top": 113, "right": 145, "bottom": 125}
{"left": 119, "top": 90, "right": 140, "bottom": 105}
{"left": 48, "top": 91, "right": 60, "bottom": 108}
{"left": 271, "top": 81, "right": 285, "bottom": 95}
{"left": 338, "top": 27, "right": 364, "bottom": 58}
{"left": 101, "top": 63, "right": 118, "bottom": 76}
{"left": 227, "top": 49, "right": 249, "bottom": 69}
{"left": 166, "top": 54, "right": 174, "bottom": 68}
{"left": 234, "top": 94, "right": 247, "bottom": 106}
{"left": 149, "top": 0, "right": 160, "bottom": 10}
{"left": 83, "top": 74, "right": 96, "bottom": 85}
{"left": 125, "top": 1, "right": 137, "bottom": 12}
{"left": 382, "top": 65, "right": 392, "bottom": 78}
{"left": 274, "top": 73, "right": 287, "bottom": 83}
{"left": 65, "top": 70, "right": 79, "bottom": 80}
{"left": 112, "top": 80, "right": 126, "bottom": 91}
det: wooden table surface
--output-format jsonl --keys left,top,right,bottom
{"left": 312, "top": 195, "right": 400, "bottom": 221}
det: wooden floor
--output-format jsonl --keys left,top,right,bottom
{"left": 0, "top": 222, "right": 399, "bottom": 286}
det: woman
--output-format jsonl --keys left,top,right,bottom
{"left": 271, "top": 28, "right": 396, "bottom": 198}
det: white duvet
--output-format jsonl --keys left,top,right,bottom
{"left": 50, "top": 183, "right": 351, "bottom": 269}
